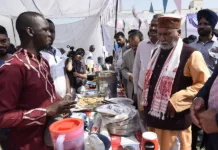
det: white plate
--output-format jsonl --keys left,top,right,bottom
{"left": 106, "top": 97, "right": 134, "bottom": 105}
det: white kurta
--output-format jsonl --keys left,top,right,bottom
{"left": 41, "top": 46, "right": 67, "bottom": 98}
{"left": 133, "top": 40, "right": 156, "bottom": 93}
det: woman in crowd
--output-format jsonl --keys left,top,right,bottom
{"left": 66, "top": 48, "right": 87, "bottom": 93}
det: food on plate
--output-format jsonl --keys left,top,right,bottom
{"left": 77, "top": 97, "right": 104, "bottom": 108}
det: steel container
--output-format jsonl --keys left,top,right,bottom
{"left": 96, "top": 71, "right": 117, "bottom": 98}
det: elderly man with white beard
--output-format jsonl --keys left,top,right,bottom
{"left": 140, "top": 15, "right": 210, "bottom": 150}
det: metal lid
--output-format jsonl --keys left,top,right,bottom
{"left": 96, "top": 70, "right": 117, "bottom": 76}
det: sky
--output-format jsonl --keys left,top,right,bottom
{"left": 122, "top": 0, "right": 218, "bottom": 12}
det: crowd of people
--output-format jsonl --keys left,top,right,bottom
{"left": 113, "top": 8, "right": 218, "bottom": 150}
{"left": 0, "top": 8, "right": 218, "bottom": 150}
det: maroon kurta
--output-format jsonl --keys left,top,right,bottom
{"left": 0, "top": 49, "right": 59, "bottom": 150}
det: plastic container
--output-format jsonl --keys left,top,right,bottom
{"left": 141, "top": 132, "right": 159, "bottom": 150}
{"left": 49, "top": 118, "right": 84, "bottom": 150}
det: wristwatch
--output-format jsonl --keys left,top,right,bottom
{"left": 215, "top": 113, "right": 218, "bottom": 126}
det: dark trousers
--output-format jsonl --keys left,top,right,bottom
{"left": 192, "top": 124, "right": 201, "bottom": 150}
{"left": 206, "top": 133, "right": 218, "bottom": 150}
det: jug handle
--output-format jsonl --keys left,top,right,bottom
{"left": 56, "top": 134, "right": 65, "bottom": 150}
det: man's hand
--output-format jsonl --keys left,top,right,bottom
{"left": 167, "top": 102, "right": 176, "bottom": 118}
{"left": 198, "top": 109, "right": 218, "bottom": 134}
{"left": 129, "top": 75, "right": 133, "bottom": 82}
{"left": 73, "top": 72, "right": 80, "bottom": 77}
{"left": 190, "top": 97, "right": 205, "bottom": 128}
{"left": 61, "top": 112, "right": 71, "bottom": 118}
{"left": 63, "top": 94, "right": 72, "bottom": 101}
{"left": 46, "top": 100, "right": 76, "bottom": 117}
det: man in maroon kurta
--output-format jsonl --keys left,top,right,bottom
{"left": 0, "top": 12, "right": 75, "bottom": 150}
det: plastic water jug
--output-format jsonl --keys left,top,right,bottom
{"left": 49, "top": 118, "right": 84, "bottom": 150}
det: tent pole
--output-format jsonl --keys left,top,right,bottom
{"left": 100, "top": 16, "right": 104, "bottom": 45}
{"left": 11, "top": 18, "right": 17, "bottom": 46}
{"left": 114, "top": 0, "right": 119, "bottom": 35}
{"left": 100, "top": 16, "right": 105, "bottom": 60}
{"left": 113, "top": 0, "right": 119, "bottom": 57}
{"left": 185, "top": 16, "right": 188, "bottom": 37}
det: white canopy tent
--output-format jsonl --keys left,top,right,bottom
{"left": 0, "top": 0, "right": 117, "bottom": 62}
{"left": 0, "top": 0, "right": 115, "bottom": 18}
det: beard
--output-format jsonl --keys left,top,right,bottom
{"left": 198, "top": 28, "right": 211, "bottom": 36}
{"left": 160, "top": 40, "right": 178, "bottom": 50}
{"left": 117, "top": 43, "right": 124, "bottom": 48}
{"left": 0, "top": 47, "right": 8, "bottom": 56}
{"left": 0, "top": 51, "right": 7, "bottom": 57}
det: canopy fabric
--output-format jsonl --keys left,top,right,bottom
{"left": 53, "top": 15, "right": 104, "bottom": 62}
{"left": 0, "top": 0, "right": 117, "bottom": 63}
{"left": 10, "top": 15, "right": 104, "bottom": 62}
{"left": 0, "top": 0, "right": 114, "bottom": 19}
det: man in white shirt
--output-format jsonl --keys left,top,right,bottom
{"left": 84, "top": 45, "right": 95, "bottom": 73}
{"left": 41, "top": 19, "right": 71, "bottom": 100}
{"left": 85, "top": 45, "right": 95, "bottom": 64}
{"left": 133, "top": 14, "right": 163, "bottom": 108}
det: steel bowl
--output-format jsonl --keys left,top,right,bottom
{"left": 108, "top": 128, "right": 136, "bottom": 136}
{"left": 107, "top": 122, "right": 137, "bottom": 130}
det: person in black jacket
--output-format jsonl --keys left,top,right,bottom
{"left": 66, "top": 48, "right": 87, "bottom": 93}
{"left": 191, "top": 63, "right": 218, "bottom": 150}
